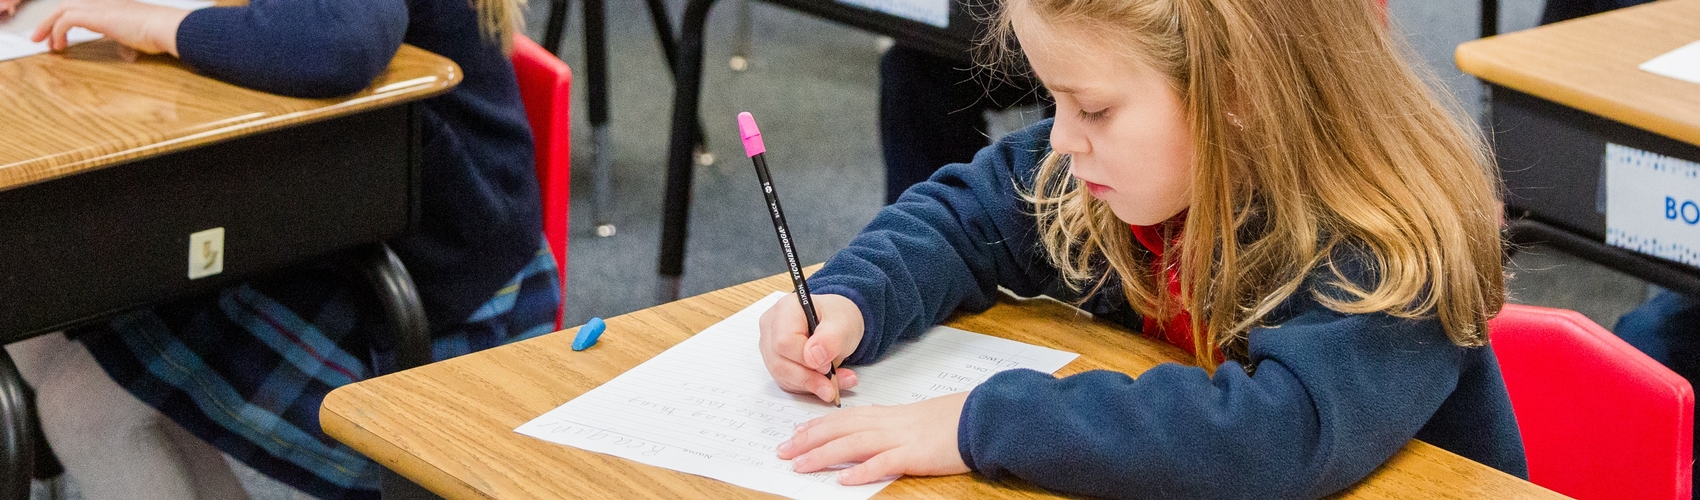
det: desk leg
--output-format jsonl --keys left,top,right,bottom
{"left": 0, "top": 350, "right": 32, "bottom": 500}
{"left": 541, "top": 0, "right": 568, "bottom": 53}
{"left": 656, "top": 0, "right": 719, "bottom": 304}
{"left": 583, "top": 0, "right": 619, "bottom": 238}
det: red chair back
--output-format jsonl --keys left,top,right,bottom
{"left": 1489, "top": 304, "right": 1694, "bottom": 500}
{"left": 511, "top": 35, "right": 572, "bottom": 329}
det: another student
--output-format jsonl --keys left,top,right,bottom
{"left": 9, "top": 0, "right": 556, "bottom": 498}
{"left": 757, "top": 0, "right": 1526, "bottom": 497}
{"left": 878, "top": 43, "right": 1040, "bottom": 204}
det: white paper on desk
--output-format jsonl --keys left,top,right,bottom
{"left": 1640, "top": 40, "right": 1700, "bottom": 85}
{"left": 0, "top": 0, "right": 213, "bottom": 62}
{"left": 516, "top": 292, "right": 1079, "bottom": 500}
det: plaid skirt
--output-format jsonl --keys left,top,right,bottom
{"left": 70, "top": 242, "right": 560, "bottom": 500}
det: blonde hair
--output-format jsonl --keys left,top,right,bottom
{"left": 988, "top": 0, "right": 1505, "bottom": 370}
{"left": 474, "top": 0, "right": 527, "bottom": 53}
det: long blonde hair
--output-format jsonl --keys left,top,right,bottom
{"left": 474, "top": 0, "right": 527, "bottom": 53}
{"left": 989, "top": 0, "right": 1504, "bottom": 370}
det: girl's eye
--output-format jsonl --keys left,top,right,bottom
{"left": 1077, "top": 108, "right": 1109, "bottom": 122}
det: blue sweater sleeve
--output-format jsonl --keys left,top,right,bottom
{"left": 808, "top": 123, "right": 1069, "bottom": 365}
{"left": 174, "top": 0, "right": 409, "bottom": 98}
{"left": 959, "top": 283, "right": 1468, "bottom": 499}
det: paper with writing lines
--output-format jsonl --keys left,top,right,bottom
{"left": 516, "top": 292, "right": 1078, "bottom": 500}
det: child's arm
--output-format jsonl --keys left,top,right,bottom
{"left": 168, "top": 0, "right": 408, "bottom": 97}
{"left": 36, "top": 0, "right": 407, "bottom": 98}
{"left": 959, "top": 299, "right": 1475, "bottom": 498}
{"left": 802, "top": 123, "right": 1071, "bottom": 367}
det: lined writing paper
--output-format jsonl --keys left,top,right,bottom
{"left": 515, "top": 292, "right": 1078, "bottom": 500}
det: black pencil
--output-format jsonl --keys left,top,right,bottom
{"left": 737, "top": 111, "right": 841, "bottom": 407}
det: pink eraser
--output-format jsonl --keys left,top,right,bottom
{"left": 738, "top": 112, "right": 766, "bottom": 157}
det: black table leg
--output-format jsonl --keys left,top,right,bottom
{"left": 656, "top": 0, "right": 720, "bottom": 303}
{"left": 0, "top": 350, "right": 32, "bottom": 500}
{"left": 542, "top": 0, "right": 569, "bottom": 53}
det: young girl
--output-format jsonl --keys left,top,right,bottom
{"left": 757, "top": 0, "right": 1527, "bottom": 497}
{"left": 9, "top": 0, "right": 554, "bottom": 498}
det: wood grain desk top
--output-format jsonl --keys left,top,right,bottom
{"left": 1455, "top": 0, "right": 1700, "bottom": 147}
{"left": 322, "top": 270, "right": 1563, "bottom": 499}
{"left": 0, "top": 41, "right": 460, "bottom": 192}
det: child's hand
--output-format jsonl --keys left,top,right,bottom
{"left": 777, "top": 392, "right": 972, "bottom": 484}
{"left": 759, "top": 293, "right": 863, "bottom": 403}
{"left": 1, "top": 0, "right": 21, "bottom": 19}
{"left": 32, "top": 0, "right": 190, "bottom": 55}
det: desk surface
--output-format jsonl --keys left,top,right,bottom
{"left": 1455, "top": 0, "right": 1700, "bottom": 146}
{"left": 322, "top": 271, "right": 1562, "bottom": 499}
{"left": 0, "top": 41, "right": 459, "bottom": 192}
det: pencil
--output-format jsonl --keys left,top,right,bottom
{"left": 737, "top": 111, "right": 841, "bottom": 408}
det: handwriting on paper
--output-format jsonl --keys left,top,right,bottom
{"left": 515, "top": 293, "right": 1078, "bottom": 500}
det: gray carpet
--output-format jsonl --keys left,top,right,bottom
{"left": 34, "top": 0, "right": 1659, "bottom": 497}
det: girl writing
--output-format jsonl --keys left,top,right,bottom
{"left": 758, "top": 0, "right": 1525, "bottom": 497}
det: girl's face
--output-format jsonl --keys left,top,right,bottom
{"left": 1012, "top": 5, "right": 1196, "bottom": 226}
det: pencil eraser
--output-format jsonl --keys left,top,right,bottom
{"left": 573, "top": 317, "right": 606, "bottom": 351}
{"left": 737, "top": 112, "right": 766, "bottom": 157}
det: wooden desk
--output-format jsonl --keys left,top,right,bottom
{"left": 322, "top": 271, "right": 1562, "bottom": 499}
{"left": 0, "top": 41, "right": 459, "bottom": 496}
{"left": 0, "top": 42, "right": 458, "bottom": 340}
{"left": 1455, "top": 0, "right": 1700, "bottom": 297}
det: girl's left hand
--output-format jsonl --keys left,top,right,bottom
{"left": 31, "top": 0, "right": 190, "bottom": 55}
{"left": 777, "top": 392, "right": 972, "bottom": 485}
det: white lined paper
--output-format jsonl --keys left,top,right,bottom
{"left": 516, "top": 292, "right": 1078, "bottom": 500}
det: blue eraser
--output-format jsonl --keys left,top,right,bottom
{"left": 573, "top": 317, "right": 606, "bottom": 351}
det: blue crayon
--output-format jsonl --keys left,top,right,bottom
{"left": 573, "top": 317, "right": 606, "bottom": 351}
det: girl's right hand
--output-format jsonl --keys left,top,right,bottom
{"left": 759, "top": 293, "right": 864, "bottom": 403}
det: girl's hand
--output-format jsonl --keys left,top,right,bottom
{"left": 759, "top": 293, "right": 863, "bottom": 403}
{"left": 1, "top": 0, "right": 21, "bottom": 19}
{"left": 777, "top": 392, "right": 972, "bottom": 485}
{"left": 32, "top": 0, "right": 190, "bottom": 55}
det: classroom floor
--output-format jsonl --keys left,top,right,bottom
{"left": 32, "top": 0, "right": 1657, "bottom": 498}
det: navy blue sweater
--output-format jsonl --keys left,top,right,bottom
{"left": 809, "top": 121, "right": 1528, "bottom": 499}
{"left": 174, "top": 0, "right": 542, "bottom": 329}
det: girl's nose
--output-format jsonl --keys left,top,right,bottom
{"left": 1050, "top": 114, "right": 1090, "bottom": 156}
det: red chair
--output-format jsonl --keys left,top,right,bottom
{"left": 1489, "top": 304, "right": 1694, "bottom": 500}
{"left": 511, "top": 34, "right": 573, "bottom": 329}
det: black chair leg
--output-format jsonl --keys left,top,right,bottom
{"left": 656, "top": 0, "right": 720, "bottom": 304}
{"left": 359, "top": 243, "right": 431, "bottom": 373}
{"left": 0, "top": 350, "right": 34, "bottom": 500}
{"left": 24, "top": 386, "right": 64, "bottom": 500}
{"left": 357, "top": 243, "right": 440, "bottom": 500}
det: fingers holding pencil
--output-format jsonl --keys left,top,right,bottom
{"left": 759, "top": 293, "right": 863, "bottom": 403}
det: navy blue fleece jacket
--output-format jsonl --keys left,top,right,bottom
{"left": 173, "top": 0, "right": 542, "bottom": 329}
{"left": 808, "top": 120, "right": 1527, "bottom": 499}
